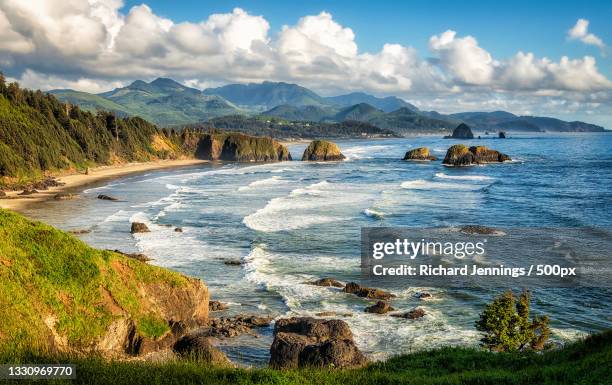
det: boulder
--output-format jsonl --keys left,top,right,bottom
{"left": 343, "top": 282, "right": 395, "bottom": 300}
{"left": 443, "top": 145, "right": 510, "bottom": 166}
{"left": 207, "top": 315, "right": 272, "bottom": 338}
{"left": 499, "top": 131, "right": 506, "bottom": 139}
{"left": 209, "top": 301, "right": 227, "bottom": 312}
{"left": 111, "top": 249, "right": 151, "bottom": 262}
{"left": 445, "top": 123, "right": 474, "bottom": 139}
{"left": 391, "top": 308, "right": 426, "bottom": 320}
{"left": 269, "top": 317, "right": 367, "bottom": 369}
{"left": 223, "top": 259, "right": 242, "bottom": 266}
{"left": 403, "top": 147, "right": 437, "bottom": 161}
{"left": 315, "top": 312, "right": 353, "bottom": 317}
{"left": 364, "top": 301, "right": 395, "bottom": 314}
{"left": 174, "top": 227, "right": 183, "bottom": 233}
{"left": 415, "top": 292, "right": 433, "bottom": 301}
{"left": 301, "top": 140, "right": 346, "bottom": 161}
{"left": 173, "top": 333, "right": 231, "bottom": 366}
{"left": 0, "top": 191, "right": 6, "bottom": 198}
{"left": 460, "top": 225, "right": 500, "bottom": 235}
{"left": 98, "top": 194, "right": 119, "bottom": 201}
{"left": 195, "top": 133, "right": 291, "bottom": 162}
{"left": 131, "top": 222, "right": 150, "bottom": 234}
{"left": 307, "top": 278, "right": 344, "bottom": 288}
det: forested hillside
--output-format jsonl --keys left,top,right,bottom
{"left": 0, "top": 74, "right": 189, "bottom": 185}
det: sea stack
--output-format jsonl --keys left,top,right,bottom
{"left": 302, "top": 140, "right": 346, "bottom": 161}
{"left": 499, "top": 131, "right": 506, "bottom": 138}
{"left": 445, "top": 123, "right": 474, "bottom": 139}
{"left": 403, "top": 147, "right": 437, "bottom": 161}
{"left": 195, "top": 133, "right": 291, "bottom": 162}
{"left": 443, "top": 144, "right": 511, "bottom": 166}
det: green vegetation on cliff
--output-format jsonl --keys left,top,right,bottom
{"left": 0, "top": 209, "right": 208, "bottom": 357}
{"left": 0, "top": 74, "right": 189, "bottom": 185}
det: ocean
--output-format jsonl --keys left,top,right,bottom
{"left": 22, "top": 132, "right": 612, "bottom": 366}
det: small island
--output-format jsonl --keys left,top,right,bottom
{"left": 302, "top": 140, "right": 346, "bottom": 161}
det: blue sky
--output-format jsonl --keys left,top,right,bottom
{"left": 1, "top": 0, "right": 611, "bottom": 126}
{"left": 123, "top": 0, "right": 612, "bottom": 77}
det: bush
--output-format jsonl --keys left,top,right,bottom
{"left": 476, "top": 290, "right": 550, "bottom": 352}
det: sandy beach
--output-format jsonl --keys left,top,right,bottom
{"left": 0, "top": 158, "right": 208, "bottom": 212}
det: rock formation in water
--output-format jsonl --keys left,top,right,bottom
{"left": 307, "top": 278, "right": 344, "bottom": 288}
{"left": 445, "top": 123, "right": 475, "bottom": 139}
{"left": 195, "top": 133, "right": 291, "bottom": 162}
{"left": 343, "top": 282, "right": 395, "bottom": 300}
{"left": 269, "top": 317, "right": 368, "bottom": 369}
{"left": 442, "top": 144, "right": 510, "bottom": 166}
{"left": 301, "top": 140, "right": 346, "bottom": 161}
{"left": 403, "top": 147, "right": 437, "bottom": 161}
{"left": 499, "top": 131, "right": 506, "bottom": 138}
{"left": 131, "top": 222, "right": 150, "bottom": 233}
{"left": 364, "top": 301, "right": 395, "bottom": 314}
{"left": 390, "top": 308, "right": 426, "bottom": 320}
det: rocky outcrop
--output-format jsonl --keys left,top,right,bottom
{"left": 174, "top": 227, "right": 183, "bottom": 232}
{"left": 269, "top": 317, "right": 368, "bottom": 369}
{"left": 195, "top": 133, "right": 291, "bottom": 162}
{"left": 131, "top": 222, "right": 150, "bottom": 234}
{"left": 209, "top": 300, "right": 227, "bottom": 312}
{"left": 499, "top": 131, "right": 506, "bottom": 138}
{"left": 307, "top": 278, "right": 344, "bottom": 288}
{"left": 460, "top": 225, "right": 502, "bottom": 235}
{"left": 391, "top": 308, "right": 426, "bottom": 320}
{"left": 343, "top": 282, "right": 395, "bottom": 300}
{"left": 0, "top": 191, "right": 6, "bottom": 198}
{"left": 443, "top": 145, "right": 510, "bottom": 166}
{"left": 415, "top": 292, "right": 433, "bottom": 301}
{"left": 207, "top": 315, "right": 272, "bottom": 338}
{"left": 301, "top": 140, "right": 346, "bottom": 161}
{"left": 445, "top": 123, "right": 474, "bottom": 139}
{"left": 173, "top": 333, "right": 231, "bottom": 365}
{"left": 111, "top": 249, "right": 152, "bottom": 262}
{"left": 403, "top": 147, "right": 437, "bottom": 161}
{"left": 98, "top": 194, "right": 119, "bottom": 201}
{"left": 19, "top": 189, "right": 38, "bottom": 195}
{"left": 223, "top": 259, "right": 242, "bottom": 266}
{"left": 364, "top": 301, "right": 395, "bottom": 314}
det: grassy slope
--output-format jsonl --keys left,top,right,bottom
{"left": 0, "top": 209, "right": 191, "bottom": 356}
{"left": 8, "top": 331, "right": 611, "bottom": 384}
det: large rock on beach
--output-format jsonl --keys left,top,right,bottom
{"left": 173, "top": 333, "right": 231, "bottom": 365}
{"left": 403, "top": 147, "right": 437, "bottom": 161}
{"left": 343, "top": 282, "right": 395, "bottom": 300}
{"left": 195, "top": 133, "right": 291, "bottom": 162}
{"left": 301, "top": 140, "right": 346, "bottom": 161}
{"left": 269, "top": 317, "right": 368, "bottom": 369}
{"left": 445, "top": 123, "right": 474, "bottom": 139}
{"left": 443, "top": 144, "right": 510, "bottom": 166}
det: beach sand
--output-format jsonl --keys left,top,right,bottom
{"left": 0, "top": 159, "right": 208, "bottom": 212}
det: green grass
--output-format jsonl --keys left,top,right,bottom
{"left": 0, "top": 209, "right": 191, "bottom": 356}
{"left": 4, "top": 331, "right": 611, "bottom": 385}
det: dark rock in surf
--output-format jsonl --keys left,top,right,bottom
{"left": 130, "top": 222, "right": 150, "bottom": 234}
{"left": 391, "top": 308, "right": 426, "bottom": 320}
{"left": 307, "top": 278, "right": 344, "bottom": 288}
{"left": 209, "top": 301, "right": 227, "bottom": 312}
{"left": 174, "top": 227, "right": 183, "bottom": 232}
{"left": 364, "top": 301, "right": 395, "bottom": 314}
{"left": 173, "top": 333, "right": 231, "bottom": 365}
{"left": 269, "top": 317, "right": 367, "bottom": 369}
{"left": 343, "top": 282, "right": 395, "bottom": 300}
{"left": 499, "top": 131, "right": 506, "bottom": 138}
{"left": 442, "top": 145, "right": 510, "bottom": 166}
{"left": 207, "top": 315, "right": 272, "bottom": 338}
{"left": 98, "top": 194, "right": 119, "bottom": 201}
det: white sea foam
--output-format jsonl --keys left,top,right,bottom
{"left": 400, "top": 179, "right": 482, "bottom": 190}
{"left": 363, "top": 208, "right": 385, "bottom": 219}
{"left": 238, "top": 176, "right": 284, "bottom": 191}
{"left": 435, "top": 172, "right": 493, "bottom": 181}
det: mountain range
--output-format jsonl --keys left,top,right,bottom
{"left": 50, "top": 78, "right": 606, "bottom": 134}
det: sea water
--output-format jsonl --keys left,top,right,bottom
{"left": 22, "top": 132, "right": 612, "bottom": 366}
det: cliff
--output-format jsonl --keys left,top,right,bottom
{"left": 195, "top": 132, "right": 291, "bottom": 162}
{"left": 0, "top": 209, "right": 209, "bottom": 358}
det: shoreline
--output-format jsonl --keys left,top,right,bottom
{"left": 0, "top": 158, "right": 209, "bottom": 212}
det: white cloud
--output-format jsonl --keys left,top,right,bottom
{"left": 0, "top": 1, "right": 610, "bottom": 125}
{"left": 568, "top": 19, "right": 605, "bottom": 52}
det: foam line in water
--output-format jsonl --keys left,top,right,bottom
{"left": 435, "top": 173, "right": 493, "bottom": 181}
{"left": 400, "top": 179, "right": 483, "bottom": 190}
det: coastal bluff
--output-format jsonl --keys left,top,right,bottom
{"left": 0, "top": 209, "right": 210, "bottom": 359}
{"left": 195, "top": 133, "right": 291, "bottom": 162}
{"left": 302, "top": 140, "right": 346, "bottom": 161}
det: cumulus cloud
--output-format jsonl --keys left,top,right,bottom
{"left": 0, "top": 1, "right": 610, "bottom": 123}
{"left": 568, "top": 19, "right": 605, "bottom": 52}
